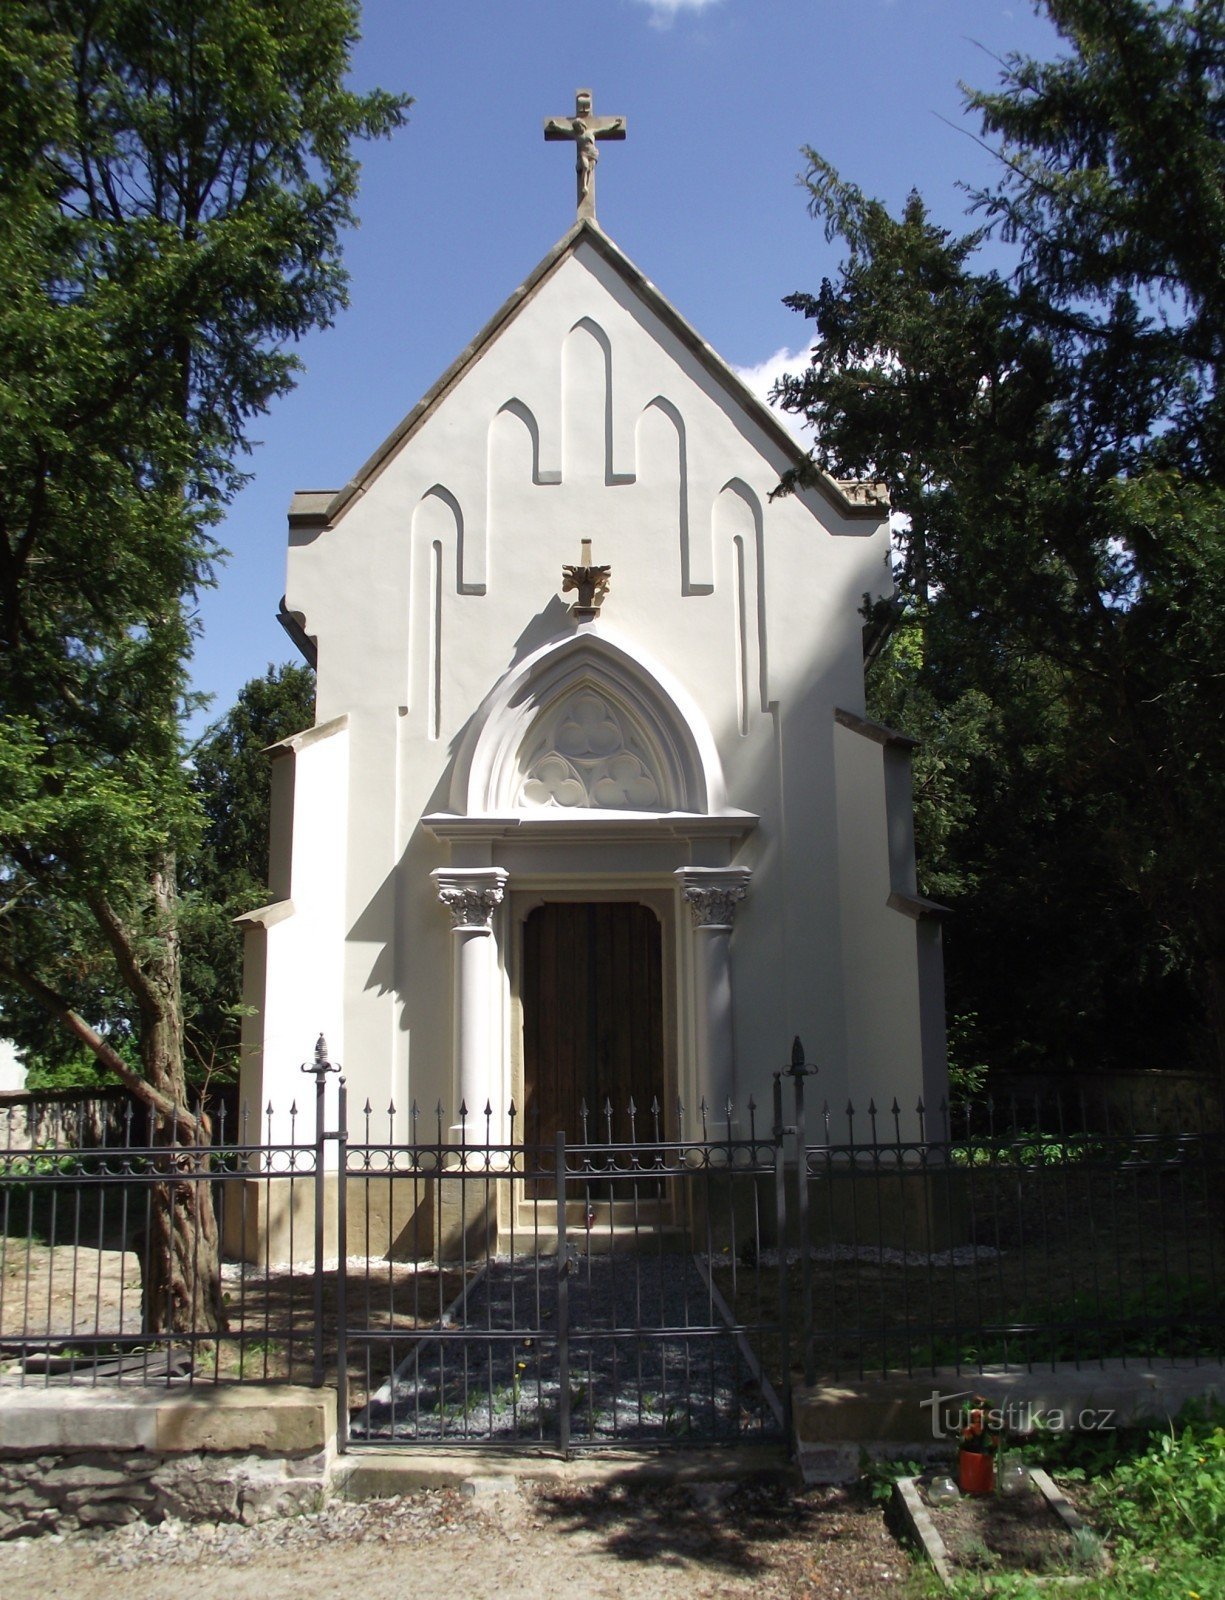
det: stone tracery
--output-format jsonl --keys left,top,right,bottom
{"left": 518, "top": 687, "right": 664, "bottom": 810}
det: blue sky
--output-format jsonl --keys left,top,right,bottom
{"left": 190, "top": 0, "right": 1062, "bottom": 735}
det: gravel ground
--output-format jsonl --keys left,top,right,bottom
{"left": 0, "top": 1472, "right": 917, "bottom": 1599}
{"left": 0, "top": 1244, "right": 143, "bottom": 1340}
{"left": 355, "top": 1254, "right": 779, "bottom": 1447}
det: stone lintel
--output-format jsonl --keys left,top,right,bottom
{"left": 423, "top": 812, "right": 758, "bottom": 845}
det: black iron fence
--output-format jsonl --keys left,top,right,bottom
{"left": 340, "top": 1094, "right": 786, "bottom": 1450}
{"left": 777, "top": 1069, "right": 1225, "bottom": 1383}
{"left": 0, "top": 1094, "right": 322, "bottom": 1386}
{"left": 2, "top": 1056, "right": 1222, "bottom": 1454}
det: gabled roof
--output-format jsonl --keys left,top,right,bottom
{"left": 288, "top": 218, "right": 887, "bottom": 533}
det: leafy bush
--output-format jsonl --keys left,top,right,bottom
{"left": 1099, "top": 1405, "right": 1225, "bottom": 1551}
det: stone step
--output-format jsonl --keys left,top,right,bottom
{"left": 516, "top": 1197, "right": 677, "bottom": 1229}
{"left": 496, "top": 1222, "right": 691, "bottom": 1256}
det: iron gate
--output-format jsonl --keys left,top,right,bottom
{"left": 336, "top": 1100, "right": 789, "bottom": 1451}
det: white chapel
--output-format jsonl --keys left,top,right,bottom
{"left": 239, "top": 93, "right": 948, "bottom": 1149}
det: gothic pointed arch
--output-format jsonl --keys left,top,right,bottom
{"left": 449, "top": 631, "right": 726, "bottom": 816}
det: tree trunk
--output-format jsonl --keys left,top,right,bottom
{"left": 4, "top": 878, "right": 232, "bottom": 1338}
{"left": 6, "top": 856, "right": 232, "bottom": 1340}
{"left": 142, "top": 1162, "right": 228, "bottom": 1336}
{"left": 136, "top": 854, "right": 229, "bottom": 1337}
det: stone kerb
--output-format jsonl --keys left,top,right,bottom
{"left": 792, "top": 1360, "right": 1225, "bottom": 1485}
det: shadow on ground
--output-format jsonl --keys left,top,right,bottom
{"left": 529, "top": 1470, "right": 871, "bottom": 1576}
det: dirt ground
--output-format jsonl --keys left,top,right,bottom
{"left": 0, "top": 1472, "right": 918, "bottom": 1600}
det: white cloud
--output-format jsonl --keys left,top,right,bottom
{"left": 731, "top": 345, "right": 814, "bottom": 442}
{"left": 629, "top": 0, "right": 726, "bottom": 26}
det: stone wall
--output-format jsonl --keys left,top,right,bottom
{"left": 0, "top": 1384, "right": 334, "bottom": 1540}
{"left": 0, "top": 1446, "right": 329, "bottom": 1539}
{"left": 0, "top": 1084, "right": 241, "bottom": 1153}
{"left": 0, "top": 1089, "right": 134, "bottom": 1152}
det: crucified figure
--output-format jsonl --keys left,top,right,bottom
{"left": 544, "top": 89, "right": 626, "bottom": 221}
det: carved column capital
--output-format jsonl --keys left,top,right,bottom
{"left": 675, "top": 867, "right": 752, "bottom": 929}
{"left": 432, "top": 867, "right": 509, "bottom": 931}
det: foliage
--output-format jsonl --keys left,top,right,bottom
{"left": 919, "top": 1273, "right": 1222, "bottom": 1371}
{"left": 778, "top": 0, "right": 1225, "bottom": 1083}
{"left": 0, "top": 0, "right": 406, "bottom": 1330}
{"left": 859, "top": 1454, "right": 923, "bottom": 1502}
{"left": 0, "top": 1, "right": 404, "bottom": 1088}
{"left": 943, "top": 1012, "right": 989, "bottom": 1103}
{"left": 23, "top": 1044, "right": 128, "bottom": 1090}
{"left": 1102, "top": 1406, "right": 1225, "bottom": 1549}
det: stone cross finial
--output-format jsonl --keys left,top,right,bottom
{"left": 544, "top": 89, "right": 626, "bottom": 221}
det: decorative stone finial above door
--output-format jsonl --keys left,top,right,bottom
{"left": 544, "top": 89, "right": 626, "bottom": 222}
{"left": 562, "top": 537, "right": 611, "bottom": 620}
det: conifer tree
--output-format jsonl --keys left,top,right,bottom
{"left": 777, "top": 1, "right": 1225, "bottom": 1083}
{"left": 0, "top": 1, "right": 407, "bottom": 1331}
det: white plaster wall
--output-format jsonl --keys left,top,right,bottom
{"left": 240, "top": 720, "right": 350, "bottom": 1141}
{"left": 832, "top": 723, "right": 931, "bottom": 1136}
{"left": 0, "top": 1039, "right": 25, "bottom": 1093}
{"left": 263, "top": 231, "right": 928, "bottom": 1127}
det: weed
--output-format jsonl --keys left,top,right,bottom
{"left": 958, "top": 1533, "right": 999, "bottom": 1571}
{"left": 1069, "top": 1527, "right": 1105, "bottom": 1571}
{"left": 859, "top": 1454, "right": 923, "bottom": 1502}
{"left": 223, "top": 1338, "right": 286, "bottom": 1378}
{"left": 663, "top": 1401, "right": 691, "bottom": 1436}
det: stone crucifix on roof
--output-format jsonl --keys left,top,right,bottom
{"left": 544, "top": 89, "right": 626, "bottom": 222}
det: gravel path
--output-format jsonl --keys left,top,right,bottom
{"left": 0, "top": 1473, "right": 914, "bottom": 1599}
{"left": 353, "top": 1254, "right": 781, "bottom": 1447}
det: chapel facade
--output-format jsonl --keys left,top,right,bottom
{"left": 238, "top": 95, "right": 948, "bottom": 1159}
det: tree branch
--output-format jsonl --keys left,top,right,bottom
{"left": 0, "top": 950, "right": 200, "bottom": 1138}
{"left": 83, "top": 887, "right": 164, "bottom": 1021}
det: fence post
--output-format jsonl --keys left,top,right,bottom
{"left": 555, "top": 1129, "right": 570, "bottom": 1457}
{"left": 301, "top": 1035, "right": 341, "bottom": 1390}
{"left": 788, "top": 1038, "right": 816, "bottom": 1386}
{"left": 335, "top": 1077, "right": 349, "bottom": 1450}
{"left": 773, "top": 1111, "right": 792, "bottom": 1440}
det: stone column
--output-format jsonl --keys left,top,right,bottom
{"left": 675, "top": 867, "right": 752, "bottom": 1122}
{"left": 432, "top": 867, "right": 508, "bottom": 1138}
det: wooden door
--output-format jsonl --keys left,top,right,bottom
{"left": 522, "top": 901, "right": 664, "bottom": 1144}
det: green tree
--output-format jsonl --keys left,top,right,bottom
{"left": 777, "top": 0, "right": 1225, "bottom": 1086}
{"left": 181, "top": 663, "right": 316, "bottom": 1081}
{"left": 0, "top": 1, "right": 407, "bottom": 1331}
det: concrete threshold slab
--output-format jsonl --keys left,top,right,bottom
{"left": 333, "top": 1443, "right": 792, "bottom": 1499}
